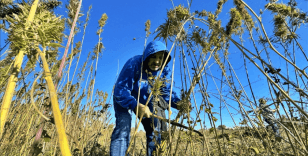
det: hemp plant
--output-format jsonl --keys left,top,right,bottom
{"left": 1, "top": 0, "right": 41, "bottom": 138}
{"left": 81, "top": 12, "right": 108, "bottom": 153}
{"left": 144, "top": 0, "right": 308, "bottom": 155}
{"left": 0, "top": 1, "right": 73, "bottom": 155}
{"left": 1, "top": 1, "right": 112, "bottom": 155}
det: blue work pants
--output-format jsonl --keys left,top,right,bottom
{"left": 110, "top": 102, "right": 162, "bottom": 156}
{"left": 264, "top": 118, "right": 280, "bottom": 136}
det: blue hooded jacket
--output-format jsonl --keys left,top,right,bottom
{"left": 113, "top": 41, "right": 180, "bottom": 111}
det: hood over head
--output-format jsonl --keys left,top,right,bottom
{"left": 143, "top": 41, "right": 171, "bottom": 67}
{"left": 259, "top": 98, "right": 267, "bottom": 107}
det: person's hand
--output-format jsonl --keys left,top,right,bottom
{"left": 135, "top": 103, "right": 152, "bottom": 118}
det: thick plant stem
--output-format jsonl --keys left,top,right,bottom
{"left": 39, "top": 51, "right": 72, "bottom": 156}
{"left": 32, "top": 0, "right": 83, "bottom": 151}
{"left": 0, "top": 50, "right": 24, "bottom": 138}
{"left": 0, "top": 0, "right": 40, "bottom": 138}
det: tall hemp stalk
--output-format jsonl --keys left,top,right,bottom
{"left": 0, "top": 0, "right": 40, "bottom": 138}
{"left": 28, "top": 4, "right": 72, "bottom": 156}
{"left": 56, "top": 0, "right": 82, "bottom": 87}
{"left": 69, "top": 5, "right": 92, "bottom": 152}
{"left": 38, "top": 49, "right": 71, "bottom": 156}
{"left": 1, "top": 0, "right": 73, "bottom": 155}
{"left": 132, "top": 19, "right": 151, "bottom": 156}
{"left": 63, "top": 0, "right": 84, "bottom": 125}
{"left": 81, "top": 12, "right": 108, "bottom": 152}
{"left": 31, "top": 0, "right": 83, "bottom": 152}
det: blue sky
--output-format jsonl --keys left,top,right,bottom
{"left": 1, "top": 0, "right": 308, "bottom": 132}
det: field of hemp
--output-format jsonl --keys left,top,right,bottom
{"left": 1, "top": 0, "right": 308, "bottom": 155}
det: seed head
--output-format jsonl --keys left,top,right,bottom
{"left": 98, "top": 13, "right": 108, "bottom": 28}
{"left": 145, "top": 20, "right": 151, "bottom": 37}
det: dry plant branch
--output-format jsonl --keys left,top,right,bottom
{"left": 238, "top": 0, "right": 308, "bottom": 79}
{"left": 31, "top": 72, "right": 50, "bottom": 121}
{"left": 230, "top": 40, "right": 308, "bottom": 153}
{"left": 151, "top": 113, "right": 203, "bottom": 136}
{"left": 133, "top": 19, "right": 151, "bottom": 156}
{"left": 56, "top": 0, "right": 83, "bottom": 86}
{"left": 197, "top": 15, "right": 308, "bottom": 121}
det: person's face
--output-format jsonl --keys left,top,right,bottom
{"left": 147, "top": 52, "right": 165, "bottom": 71}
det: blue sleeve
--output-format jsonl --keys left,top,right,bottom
{"left": 161, "top": 66, "right": 181, "bottom": 109}
{"left": 264, "top": 107, "right": 273, "bottom": 114}
{"left": 113, "top": 56, "right": 140, "bottom": 110}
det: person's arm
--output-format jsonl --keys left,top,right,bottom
{"left": 269, "top": 104, "right": 279, "bottom": 112}
{"left": 272, "top": 106, "right": 280, "bottom": 112}
{"left": 263, "top": 106, "right": 276, "bottom": 114}
{"left": 160, "top": 66, "right": 181, "bottom": 110}
{"left": 113, "top": 57, "right": 140, "bottom": 110}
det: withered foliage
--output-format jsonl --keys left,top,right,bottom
{"left": 266, "top": 2, "right": 307, "bottom": 43}
{"left": 215, "top": 0, "right": 228, "bottom": 16}
{"left": 151, "top": 1, "right": 308, "bottom": 155}
{"left": 0, "top": 1, "right": 111, "bottom": 155}
{"left": 154, "top": 5, "right": 190, "bottom": 42}
{"left": 0, "top": 0, "right": 61, "bottom": 20}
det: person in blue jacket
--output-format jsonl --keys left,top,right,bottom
{"left": 110, "top": 41, "right": 182, "bottom": 156}
{"left": 258, "top": 98, "right": 282, "bottom": 141}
